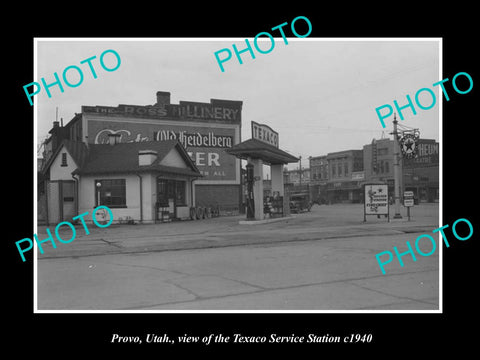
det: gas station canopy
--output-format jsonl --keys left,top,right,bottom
{"left": 226, "top": 138, "right": 299, "bottom": 165}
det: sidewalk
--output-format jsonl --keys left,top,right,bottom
{"left": 36, "top": 203, "right": 439, "bottom": 259}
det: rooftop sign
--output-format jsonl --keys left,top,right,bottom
{"left": 82, "top": 102, "right": 241, "bottom": 122}
{"left": 251, "top": 121, "right": 279, "bottom": 148}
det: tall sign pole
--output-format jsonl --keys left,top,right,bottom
{"left": 392, "top": 114, "right": 402, "bottom": 219}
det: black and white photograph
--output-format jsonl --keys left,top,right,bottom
{"left": 7, "top": 6, "right": 478, "bottom": 354}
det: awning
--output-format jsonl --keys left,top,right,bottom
{"left": 226, "top": 138, "right": 299, "bottom": 165}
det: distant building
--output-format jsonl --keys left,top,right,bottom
{"left": 283, "top": 167, "right": 310, "bottom": 186}
{"left": 325, "top": 149, "right": 364, "bottom": 203}
{"left": 309, "top": 156, "right": 329, "bottom": 204}
{"left": 363, "top": 138, "right": 439, "bottom": 203}
{"left": 363, "top": 138, "right": 394, "bottom": 185}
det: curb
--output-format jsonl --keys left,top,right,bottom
{"left": 37, "top": 223, "right": 437, "bottom": 260}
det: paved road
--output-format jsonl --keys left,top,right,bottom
{"left": 36, "top": 203, "right": 439, "bottom": 259}
{"left": 36, "top": 203, "right": 440, "bottom": 311}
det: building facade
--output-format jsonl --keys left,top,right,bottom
{"left": 283, "top": 167, "right": 310, "bottom": 186}
{"left": 363, "top": 138, "right": 439, "bottom": 203}
{"left": 40, "top": 91, "right": 244, "bottom": 224}
{"left": 42, "top": 138, "right": 202, "bottom": 225}
{"left": 363, "top": 138, "right": 394, "bottom": 187}
{"left": 325, "top": 149, "right": 364, "bottom": 203}
{"left": 403, "top": 139, "right": 439, "bottom": 202}
{"left": 308, "top": 156, "right": 328, "bottom": 204}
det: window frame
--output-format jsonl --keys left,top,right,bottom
{"left": 61, "top": 152, "right": 68, "bottom": 167}
{"left": 94, "top": 179, "right": 127, "bottom": 208}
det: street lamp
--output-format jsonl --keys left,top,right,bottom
{"left": 96, "top": 182, "right": 102, "bottom": 207}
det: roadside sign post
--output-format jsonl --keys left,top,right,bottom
{"left": 403, "top": 191, "right": 414, "bottom": 221}
{"left": 363, "top": 183, "right": 389, "bottom": 222}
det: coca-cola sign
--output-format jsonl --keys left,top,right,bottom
{"left": 94, "top": 128, "right": 149, "bottom": 144}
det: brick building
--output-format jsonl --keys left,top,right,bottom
{"left": 39, "top": 91, "right": 244, "bottom": 224}
{"left": 325, "top": 149, "right": 364, "bottom": 203}
{"left": 363, "top": 138, "right": 439, "bottom": 203}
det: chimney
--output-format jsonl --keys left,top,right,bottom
{"left": 107, "top": 133, "right": 121, "bottom": 146}
{"left": 53, "top": 120, "right": 59, "bottom": 128}
{"left": 155, "top": 91, "right": 171, "bottom": 107}
{"left": 138, "top": 150, "right": 158, "bottom": 166}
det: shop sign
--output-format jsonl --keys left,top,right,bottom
{"left": 351, "top": 171, "right": 365, "bottom": 181}
{"left": 82, "top": 103, "right": 240, "bottom": 121}
{"left": 251, "top": 121, "right": 279, "bottom": 148}
{"left": 400, "top": 133, "right": 418, "bottom": 159}
{"left": 364, "top": 183, "right": 389, "bottom": 216}
{"left": 404, "top": 140, "right": 439, "bottom": 167}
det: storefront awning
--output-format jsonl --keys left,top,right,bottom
{"left": 226, "top": 139, "right": 299, "bottom": 165}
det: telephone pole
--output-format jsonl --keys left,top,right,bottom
{"left": 299, "top": 156, "right": 302, "bottom": 186}
{"left": 392, "top": 114, "right": 403, "bottom": 219}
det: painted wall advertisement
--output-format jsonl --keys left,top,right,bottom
{"left": 364, "top": 184, "right": 389, "bottom": 215}
{"left": 87, "top": 120, "right": 239, "bottom": 182}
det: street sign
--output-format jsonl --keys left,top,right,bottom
{"left": 404, "top": 198, "right": 414, "bottom": 207}
{"left": 404, "top": 190, "right": 414, "bottom": 207}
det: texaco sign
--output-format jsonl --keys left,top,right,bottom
{"left": 400, "top": 133, "right": 418, "bottom": 159}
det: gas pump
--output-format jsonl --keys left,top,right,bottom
{"left": 246, "top": 163, "right": 255, "bottom": 220}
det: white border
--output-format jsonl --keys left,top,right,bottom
{"left": 34, "top": 37, "right": 442, "bottom": 314}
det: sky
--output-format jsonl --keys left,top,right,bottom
{"left": 35, "top": 38, "right": 440, "bottom": 169}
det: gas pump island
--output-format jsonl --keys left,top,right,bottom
{"left": 226, "top": 121, "right": 299, "bottom": 222}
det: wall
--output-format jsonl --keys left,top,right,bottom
{"left": 195, "top": 184, "right": 241, "bottom": 213}
{"left": 84, "top": 115, "right": 240, "bottom": 184}
{"left": 363, "top": 139, "right": 394, "bottom": 182}
{"left": 77, "top": 174, "right": 142, "bottom": 223}
{"left": 49, "top": 145, "right": 78, "bottom": 181}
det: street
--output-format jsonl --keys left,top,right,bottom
{"left": 36, "top": 203, "right": 440, "bottom": 311}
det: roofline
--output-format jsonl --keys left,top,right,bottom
{"left": 40, "top": 140, "right": 71, "bottom": 176}
{"left": 73, "top": 168, "right": 203, "bottom": 177}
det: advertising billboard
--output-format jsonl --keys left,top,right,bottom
{"left": 403, "top": 139, "right": 439, "bottom": 168}
{"left": 364, "top": 183, "right": 389, "bottom": 216}
{"left": 87, "top": 119, "right": 239, "bottom": 183}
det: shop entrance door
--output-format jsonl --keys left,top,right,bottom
{"left": 45, "top": 180, "right": 76, "bottom": 224}
{"left": 156, "top": 178, "right": 187, "bottom": 221}
{"left": 157, "top": 179, "right": 175, "bottom": 220}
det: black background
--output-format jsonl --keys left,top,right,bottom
{"left": 6, "top": 4, "right": 477, "bottom": 356}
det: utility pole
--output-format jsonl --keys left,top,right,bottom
{"left": 299, "top": 156, "right": 302, "bottom": 186}
{"left": 392, "top": 114, "right": 403, "bottom": 219}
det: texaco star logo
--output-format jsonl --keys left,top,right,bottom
{"left": 400, "top": 134, "right": 417, "bottom": 159}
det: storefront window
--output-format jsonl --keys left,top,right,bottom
{"left": 175, "top": 181, "right": 186, "bottom": 205}
{"left": 95, "top": 179, "right": 126, "bottom": 207}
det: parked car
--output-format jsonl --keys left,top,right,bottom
{"left": 289, "top": 193, "right": 312, "bottom": 213}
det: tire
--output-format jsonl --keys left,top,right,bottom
{"left": 196, "top": 207, "right": 204, "bottom": 220}
{"left": 190, "top": 207, "right": 196, "bottom": 220}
